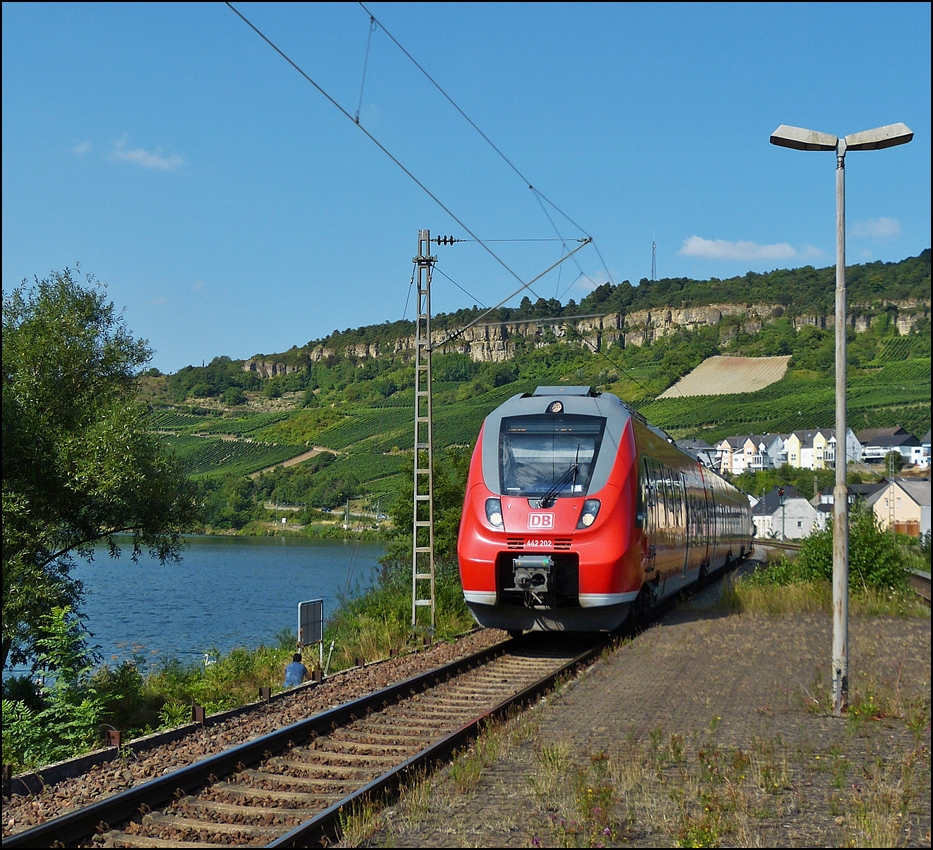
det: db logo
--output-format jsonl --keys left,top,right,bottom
{"left": 527, "top": 513, "right": 555, "bottom": 529}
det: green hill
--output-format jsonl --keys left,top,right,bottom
{"left": 141, "top": 252, "right": 931, "bottom": 530}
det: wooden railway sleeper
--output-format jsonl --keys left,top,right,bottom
{"left": 177, "top": 796, "right": 323, "bottom": 819}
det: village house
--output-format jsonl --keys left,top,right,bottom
{"left": 752, "top": 484, "right": 817, "bottom": 540}
{"left": 856, "top": 427, "right": 922, "bottom": 467}
{"left": 781, "top": 428, "right": 862, "bottom": 471}
{"left": 865, "top": 478, "right": 932, "bottom": 538}
{"left": 811, "top": 481, "right": 888, "bottom": 532}
{"left": 913, "top": 430, "right": 930, "bottom": 469}
{"left": 714, "top": 434, "right": 785, "bottom": 475}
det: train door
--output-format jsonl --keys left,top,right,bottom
{"left": 706, "top": 486, "right": 718, "bottom": 569}
{"left": 640, "top": 458, "right": 657, "bottom": 581}
{"left": 679, "top": 471, "right": 690, "bottom": 577}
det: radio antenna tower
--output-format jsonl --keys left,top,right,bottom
{"left": 651, "top": 237, "right": 657, "bottom": 281}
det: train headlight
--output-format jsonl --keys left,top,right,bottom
{"left": 576, "top": 499, "right": 601, "bottom": 529}
{"left": 485, "top": 498, "right": 504, "bottom": 529}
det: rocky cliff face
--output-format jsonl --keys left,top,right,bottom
{"left": 242, "top": 359, "right": 306, "bottom": 379}
{"left": 243, "top": 299, "right": 928, "bottom": 371}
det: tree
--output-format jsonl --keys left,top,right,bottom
{"left": 883, "top": 450, "right": 905, "bottom": 473}
{"left": 2, "top": 269, "right": 202, "bottom": 672}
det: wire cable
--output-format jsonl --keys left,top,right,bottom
{"left": 354, "top": 15, "right": 377, "bottom": 124}
{"left": 356, "top": 2, "right": 616, "bottom": 290}
{"left": 357, "top": 2, "right": 591, "bottom": 237}
{"left": 226, "top": 2, "right": 538, "bottom": 296}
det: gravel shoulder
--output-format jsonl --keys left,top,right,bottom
{"left": 359, "top": 591, "right": 931, "bottom": 848}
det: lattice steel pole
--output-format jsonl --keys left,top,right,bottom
{"left": 411, "top": 229, "right": 436, "bottom": 637}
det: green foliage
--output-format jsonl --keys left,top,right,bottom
{"left": 383, "top": 445, "right": 473, "bottom": 563}
{"left": 746, "top": 504, "right": 909, "bottom": 592}
{"left": 324, "top": 558, "right": 473, "bottom": 668}
{"left": 1, "top": 607, "right": 104, "bottom": 772}
{"left": 2, "top": 268, "right": 202, "bottom": 672}
{"left": 145, "top": 639, "right": 297, "bottom": 721}
{"left": 164, "top": 355, "right": 263, "bottom": 402}
{"left": 223, "top": 386, "right": 246, "bottom": 406}
{"left": 90, "top": 657, "right": 164, "bottom": 735}
{"left": 733, "top": 468, "right": 835, "bottom": 501}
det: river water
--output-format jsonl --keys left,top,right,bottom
{"left": 7, "top": 536, "right": 385, "bottom": 677}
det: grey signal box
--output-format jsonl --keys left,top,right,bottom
{"left": 298, "top": 599, "right": 323, "bottom": 647}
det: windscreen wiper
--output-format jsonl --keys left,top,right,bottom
{"left": 539, "top": 447, "right": 581, "bottom": 508}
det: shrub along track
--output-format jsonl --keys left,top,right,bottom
{"left": 3, "top": 634, "right": 606, "bottom": 848}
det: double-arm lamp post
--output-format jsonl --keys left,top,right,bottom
{"left": 769, "top": 122, "right": 913, "bottom": 715}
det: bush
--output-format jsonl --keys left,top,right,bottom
{"left": 1, "top": 607, "right": 104, "bottom": 772}
{"left": 747, "top": 503, "right": 909, "bottom": 592}
{"left": 92, "top": 658, "right": 164, "bottom": 735}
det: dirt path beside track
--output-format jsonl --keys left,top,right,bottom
{"left": 358, "top": 587, "right": 931, "bottom": 848}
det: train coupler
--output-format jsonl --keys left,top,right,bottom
{"left": 512, "top": 556, "right": 553, "bottom": 605}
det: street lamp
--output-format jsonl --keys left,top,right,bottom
{"left": 770, "top": 122, "right": 913, "bottom": 715}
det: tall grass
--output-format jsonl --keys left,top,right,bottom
{"left": 323, "top": 557, "right": 475, "bottom": 670}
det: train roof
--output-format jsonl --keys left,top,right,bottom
{"left": 515, "top": 385, "right": 664, "bottom": 437}
{"left": 531, "top": 386, "right": 600, "bottom": 397}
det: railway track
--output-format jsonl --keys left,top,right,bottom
{"left": 4, "top": 634, "right": 606, "bottom": 849}
{"left": 908, "top": 569, "right": 931, "bottom": 605}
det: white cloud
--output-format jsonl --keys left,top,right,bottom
{"left": 849, "top": 217, "right": 901, "bottom": 240}
{"left": 800, "top": 244, "right": 825, "bottom": 260}
{"left": 678, "top": 236, "right": 797, "bottom": 261}
{"left": 72, "top": 141, "right": 92, "bottom": 156}
{"left": 112, "top": 134, "right": 183, "bottom": 171}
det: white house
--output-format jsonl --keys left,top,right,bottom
{"left": 911, "top": 430, "right": 930, "bottom": 468}
{"left": 819, "top": 428, "right": 863, "bottom": 468}
{"left": 714, "top": 434, "right": 785, "bottom": 475}
{"left": 857, "top": 427, "right": 921, "bottom": 466}
{"left": 752, "top": 484, "right": 818, "bottom": 540}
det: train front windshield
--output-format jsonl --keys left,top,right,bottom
{"left": 499, "top": 414, "right": 605, "bottom": 498}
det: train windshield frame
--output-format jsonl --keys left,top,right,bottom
{"left": 498, "top": 413, "right": 605, "bottom": 498}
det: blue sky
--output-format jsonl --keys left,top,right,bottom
{"left": 3, "top": 2, "right": 930, "bottom": 375}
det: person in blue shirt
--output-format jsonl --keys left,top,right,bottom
{"left": 283, "top": 652, "right": 310, "bottom": 688}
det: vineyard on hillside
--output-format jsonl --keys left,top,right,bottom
{"left": 162, "top": 434, "right": 308, "bottom": 479}
{"left": 641, "top": 359, "right": 931, "bottom": 441}
{"left": 658, "top": 355, "right": 792, "bottom": 398}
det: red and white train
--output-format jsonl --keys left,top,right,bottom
{"left": 457, "top": 386, "right": 754, "bottom": 633}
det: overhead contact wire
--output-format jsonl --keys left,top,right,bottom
{"left": 225, "top": 2, "right": 528, "bottom": 290}
{"left": 357, "top": 0, "right": 611, "bottom": 286}
{"left": 354, "top": 15, "right": 376, "bottom": 124}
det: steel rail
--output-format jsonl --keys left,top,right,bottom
{"left": 908, "top": 570, "right": 931, "bottom": 606}
{"left": 3, "top": 636, "right": 604, "bottom": 848}
{"left": 268, "top": 641, "right": 602, "bottom": 848}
